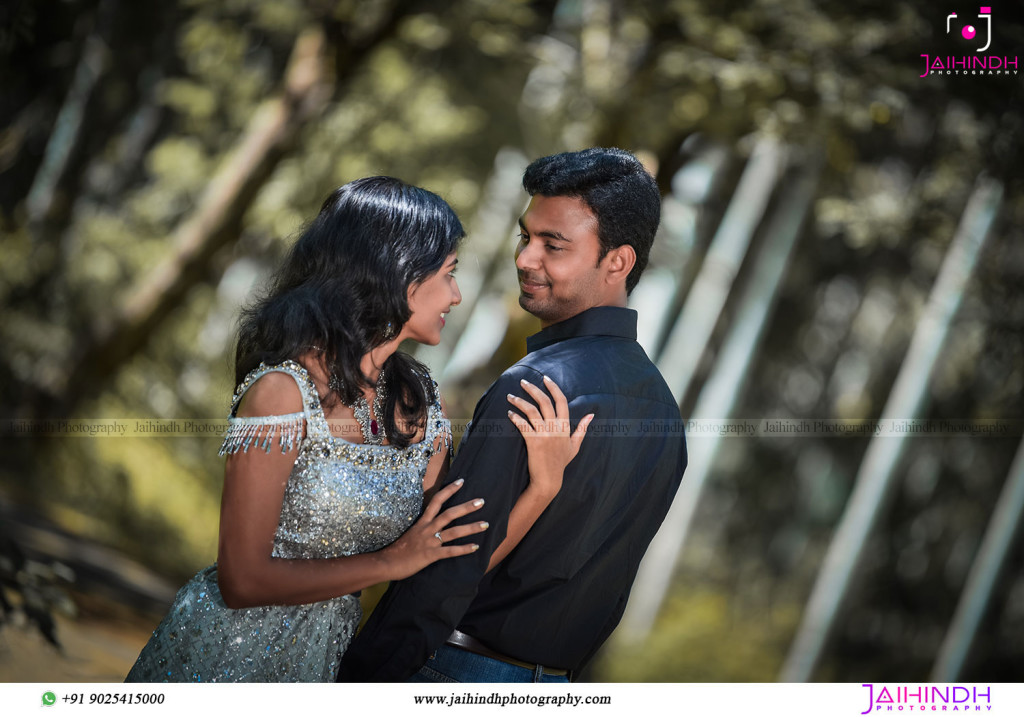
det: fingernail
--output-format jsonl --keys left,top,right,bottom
{"left": 507, "top": 393, "right": 515, "bottom": 400}
{"left": 471, "top": 544, "right": 480, "bottom": 551}
{"left": 520, "top": 379, "right": 533, "bottom": 386}
{"left": 473, "top": 499, "right": 485, "bottom": 507}
{"left": 543, "top": 375, "right": 552, "bottom": 382}
{"left": 455, "top": 478, "right": 464, "bottom": 486}
{"left": 479, "top": 522, "right": 489, "bottom": 529}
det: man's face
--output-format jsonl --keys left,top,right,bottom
{"left": 514, "top": 194, "right": 608, "bottom": 327}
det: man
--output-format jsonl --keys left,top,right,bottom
{"left": 337, "top": 147, "right": 687, "bottom": 682}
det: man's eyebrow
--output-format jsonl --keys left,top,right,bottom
{"left": 517, "top": 217, "right": 571, "bottom": 243}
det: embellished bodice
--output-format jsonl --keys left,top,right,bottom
{"left": 220, "top": 360, "right": 450, "bottom": 560}
{"left": 125, "top": 359, "right": 450, "bottom": 683}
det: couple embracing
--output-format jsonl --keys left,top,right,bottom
{"left": 126, "top": 147, "right": 686, "bottom": 683}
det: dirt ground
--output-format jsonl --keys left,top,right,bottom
{"left": 0, "top": 593, "right": 158, "bottom": 683}
{"left": 0, "top": 496, "right": 391, "bottom": 684}
{"left": 1, "top": 496, "right": 176, "bottom": 683}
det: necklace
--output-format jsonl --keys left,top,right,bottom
{"left": 330, "top": 370, "right": 387, "bottom": 445}
{"left": 311, "top": 346, "right": 389, "bottom": 445}
{"left": 351, "top": 384, "right": 387, "bottom": 445}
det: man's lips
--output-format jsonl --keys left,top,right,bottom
{"left": 519, "top": 276, "right": 548, "bottom": 292}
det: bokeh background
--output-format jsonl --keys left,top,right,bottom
{"left": 1, "top": 0, "right": 1022, "bottom": 682}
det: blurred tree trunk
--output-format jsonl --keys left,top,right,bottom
{"left": 657, "top": 137, "right": 785, "bottom": 399}
{"left": 29, "top": 4, "right": 416, "bottom": 419}
{"left": 779, "top": 176, "right": 1005, "bottom": 682}
{"left": 932, "top": 435, "right": 1024, "bottom": 680}
{"left": 24, "top": 1, "right": 183, "bottom": 246}
{"left": 25, "top": 0, "right": 116, "bottom": 236}
{"left": 620, "top": 149, "right": 820, "bottom": 641}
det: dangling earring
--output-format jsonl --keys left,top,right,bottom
{"left": 383, "top": 321, "right": 395, "bottom": 340}
{"left": 329, "top": 372, "right": 343, "bottom": 395}
{"left": 314, "top": 345, "right": 342, "bottom": 394}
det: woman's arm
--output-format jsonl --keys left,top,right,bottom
{"left": 486, "top": 375, "right": 593, "bottom": 571}
{"left": 216, "top": 372, "right": 486, "bottom": 609}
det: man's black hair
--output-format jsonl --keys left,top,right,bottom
{"left": 522, "top": 147, "right": 660, "bottom": 293}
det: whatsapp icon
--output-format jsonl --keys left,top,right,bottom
{"left": 42, "top": 691, "right": 57, "bottom": 706}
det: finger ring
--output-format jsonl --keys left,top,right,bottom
{"left": 434, "top": 531, "right": 443, "bottom": 544}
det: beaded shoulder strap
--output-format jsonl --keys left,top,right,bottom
{"left": 424, "top": 378, "right": 453, "bottom": 458}
{"left": 219, "top": 360, "right": 326, "bottom": 455}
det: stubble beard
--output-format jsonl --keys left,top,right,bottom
{"left": 518, "top": 290, "right": 580, "bottom": 326}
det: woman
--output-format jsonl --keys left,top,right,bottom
{"left": 125, "top": 177, "right": 591, "bottom": 682}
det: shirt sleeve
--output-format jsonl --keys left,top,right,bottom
{"left": 336, "top": 367, "right": 539, "bottom": 682}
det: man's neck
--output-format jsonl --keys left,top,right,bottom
{"left": 539, "top": 297, "right": 627, "bottom": 329}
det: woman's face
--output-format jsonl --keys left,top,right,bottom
{"left": 401, "top": 253, "right": 462, "bottom": 345}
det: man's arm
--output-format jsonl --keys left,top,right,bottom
{"left": 336, "top": 369, "right": 537, "bottom": 682}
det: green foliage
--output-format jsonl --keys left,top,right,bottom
{"left": 597, "top": 586, "right": 798, "bottom": 682}
{"left": 0, "top": 0, "right": 1021, "bottom": 681}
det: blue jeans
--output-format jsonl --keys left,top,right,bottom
{"left": 409, "top": 644, "right": 570, "bottom": 683}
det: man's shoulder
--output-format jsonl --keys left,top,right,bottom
{"left": 465, "top": 362, "right": 545, "bottom": 423}
{"left": 517, "top": 332, "right": 634, "bottom": 371}
{"left": 486, "top": 361, "right": 546, "bottom": 395}
{"left": 513, "top": 337, "right": 677, "bottom": 409}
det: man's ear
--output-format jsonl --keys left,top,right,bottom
{"left": 602, "top": 244, "right": 636, "bottom": 288}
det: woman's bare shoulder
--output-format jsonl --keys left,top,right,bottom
{"left": 235, "top": 371, "right": 306, "bottom": 418}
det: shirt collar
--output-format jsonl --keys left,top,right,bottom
{"left": 526, "top": 306, "right": 638, "bottom": 353}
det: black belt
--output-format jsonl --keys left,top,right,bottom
{"left": 445, "top": 629, "right": 570, "bottom": 677}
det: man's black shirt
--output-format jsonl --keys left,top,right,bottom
{"left": 337, "top": 306, "right": 687, "bottom": 681}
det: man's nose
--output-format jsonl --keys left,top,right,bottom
{"left": 515, "top": 240, "right": 538, "bottom": 271}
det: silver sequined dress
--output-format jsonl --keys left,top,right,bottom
{"left": 125, "top": 360, "right": 450, "bottom": 682}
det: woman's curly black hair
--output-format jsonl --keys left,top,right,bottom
{"left": 235, "top": 176, "right": 464, "bottom": 447}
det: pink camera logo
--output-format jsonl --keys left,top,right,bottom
{"left": 920, "top": 4, "right": 1017, "bottom": 78}
{"left": 947, "top": 7, "right": 992, "bottom": 52}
